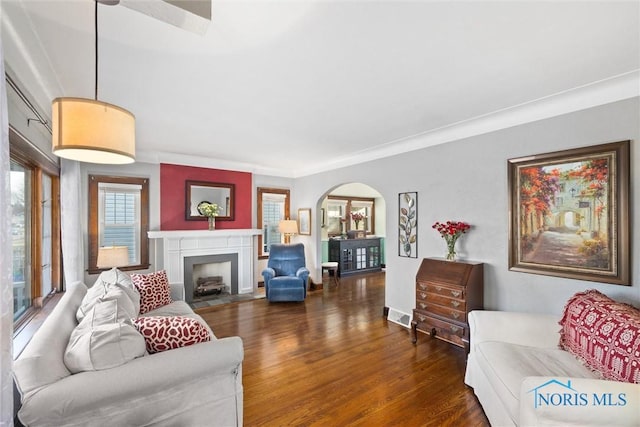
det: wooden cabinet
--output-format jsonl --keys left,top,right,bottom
{"left": 329, "top": 237, "right": 382, "bottom": 277}
{"left": 411, "top": 258, "right": 483, "bottom": 349}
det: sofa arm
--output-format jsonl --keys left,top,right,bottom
{"left": 296, "top": 267, "right": 310, "bottom": 282}
{"left": 18, "top": 337, "right": 243, "bottom": 426}
{"left": 520, "top": 376, "right": 640, "bottom": 426}
{"left": 262, "top": 267, "right": 275, "bottom": 283}
{"left": 468, "top": 310, "right": 560, "bottom": 349}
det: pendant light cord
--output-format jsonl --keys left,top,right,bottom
{"left": 95, "top": 0, "right": 99, "bottom": 101}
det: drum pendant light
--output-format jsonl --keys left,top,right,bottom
{"left": 52, "top": 0, "right": 135, "bottom": 164}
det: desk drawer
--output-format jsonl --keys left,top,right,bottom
{"left": 417, "top": 281, "right": 464, "bottom": 299}
{"left": 425, "top": 302, "right": 466, "bottom": 323}
{"left": 427, "top": 293, "right": 465, "bottom": 311}
{"left": 413, "top": 311, "right": 466, "bottom": 347}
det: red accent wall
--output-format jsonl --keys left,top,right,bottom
{"left": 160, "top": 163, "right": 252, "bottom": 230}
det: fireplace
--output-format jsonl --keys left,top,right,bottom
{"left": 183, "top": 253, "right": 238, "bottom": 304}
{"left": 148, "top": 229, "right": 262, "bottom": 301}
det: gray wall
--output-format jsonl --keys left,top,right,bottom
{"left": 293, "top": 98, "right": 640, "bottom": 316}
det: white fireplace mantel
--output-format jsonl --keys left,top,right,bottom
{"left": 148, "top": 229, "right": 262, "bottom": 295}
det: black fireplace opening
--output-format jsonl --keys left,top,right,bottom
{"left": 183, "top": 253, "right": 238, "bottom": 304}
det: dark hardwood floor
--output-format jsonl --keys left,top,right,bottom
{"left": 197, "top": 272, "right": 489, "bottom": 426}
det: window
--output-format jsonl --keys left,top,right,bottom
{"left": 326, "top": 199, "right": 347, "bottom": 235}
{"left": 350, "top": 199, "right": 374, "bottom": 233}
{"left": 257, "top": 187, "right": 290, "bottom": 258}
{"left": 326, "top": 196, "right": 376, "bottom": 236}
{"left": 88, "top": 175, "right": 149, "bottom": 273}
{"left": 10, "top": 128, "right": 61, "bottom": 326}
{"left": 11, "top": 160, "right": 31, "bottom": 320}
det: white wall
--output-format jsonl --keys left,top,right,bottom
{"left": 293, "top": 98, "right": 640, "bottom": 316}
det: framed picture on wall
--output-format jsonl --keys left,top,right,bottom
{"left": 298, "top": 208, "right": 311, "bottom": 235}
{"left": 399, "top": 192, "right": 417, "bottom": 258}
{"left": 508, "top": 140, "right": 630, "bottom": 285}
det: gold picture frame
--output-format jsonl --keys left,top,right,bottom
{"left": 508, "top": 141, "right": 630, "bottom": 285}
{"left": 298, "top": 208, "right": 311, "bottom": 235}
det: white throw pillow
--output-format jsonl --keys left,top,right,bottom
{"left": 77, "top": 269, "right": 140, "bottom": 322}
{"left": 95, "top": 267, "right": 135, "bottom": 291}
{"left": 64, "top": 300, "right": 146, "bottom": 373}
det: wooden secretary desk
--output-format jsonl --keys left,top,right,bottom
{"left": 411, "top": 258, "right": 484, "bottom": 351}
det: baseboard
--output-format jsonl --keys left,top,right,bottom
{"left": 309, "top": 278, "right": 323, "bottom": 291}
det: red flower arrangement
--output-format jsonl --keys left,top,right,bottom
{"left": 432, "top": 221, "right": 471, "bottom": 260}
{"left": 350, "top": 212, "right": 366, "bottom": 231}
{"left": 350, "top": 212, "right": 365, "bottom": 222}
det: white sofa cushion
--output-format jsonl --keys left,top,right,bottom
{"left": 77, "top": 281, "right": 140, "bottom": 323}
{"left": 64, "top": 300, "right": 146, "bottom": 373}
{"left": 93, "top": 267, "right": 135, "bottom": 290}
{"left": 475, "top": 341, "right": 598, "bottom": 424}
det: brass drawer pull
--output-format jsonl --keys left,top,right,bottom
{"left": 419, "top": 302, "right": 427, "bottom": 309}
{"left": 419, "top": 292, "right": 426, "bottom": 299}
{"left": 450, "top": 326, "right": 460, "bottom": 333}
{"left": 419, "top": 283, "right": 427, "bottom": 290}
{"left": 435, "top": 286, "right": 442, "bottom": 292}
{"left": 451, "top": 312, "right": 460, "bottom": 320}
{"left": 451, "top": 290, "right": 461, "bottom": 298}
{"left": 450, "top": 301, "right": 461, "bottom": 308}
{"left": 418, "top": 314, "right": 426, "bottom": 322}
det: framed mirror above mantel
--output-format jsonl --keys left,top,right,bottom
{"left": 185, "top": 180, "right": 235, "bottom": 221}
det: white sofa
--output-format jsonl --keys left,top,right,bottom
{"left": 464, "top": 310, "right": 640, "bottom": 426}
{"left": 14, "top": 277, "right": 244, "bottom": 427}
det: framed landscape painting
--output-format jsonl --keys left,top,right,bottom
{"left": 298, "top": 208, "right": 311, "bottom": 235}
{"left": 508, "top": 141, "right": 630, "bottom": 285}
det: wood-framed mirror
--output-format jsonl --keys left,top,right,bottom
{"left": 185, "top": 180, "right": 235, "bottom": 221}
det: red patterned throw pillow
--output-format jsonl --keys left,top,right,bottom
{"left": 131, "top": 270, "right": 173, "bottom": 314}
{"left": 559, "top": 289, "right": 640, "bottom": 383}
{"left": 133, "top": 316, "right": 212, "bottom": 354}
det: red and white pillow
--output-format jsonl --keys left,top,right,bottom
{"left": 133, "top": 316, "right": 212, "bottom": 354}
{"left": 131, "top": 270, "right": 173, "bottom": 314}
{"left": 559, "top": 289, "right": 640, "bottom": 383}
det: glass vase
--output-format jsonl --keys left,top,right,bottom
{"left": 208, "top": 216, "right": 216, "bottom": 230}
{"left": 445, "top": 238, "right": 457, "bottom": 261}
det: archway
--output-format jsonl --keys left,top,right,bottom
{"left": 315, "top": 182, "right": 387, "bottom": 286}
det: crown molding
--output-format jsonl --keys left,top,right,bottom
{"left": 141, "top": 71, "right": 639, "bottom": 178}
{"left": 135, "top": 150, "right": 296, "bottom": 177}
{"left": 292, "top": 70, "right": 640, "bottom": 178}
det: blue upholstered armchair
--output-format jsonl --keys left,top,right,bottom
{"left": 262, "top": 243, "right": 309, "bottom": 302}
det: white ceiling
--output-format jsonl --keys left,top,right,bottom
{"left": 3, "top": 1, "right": 639, "bottom": 177}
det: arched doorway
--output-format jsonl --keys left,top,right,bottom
{"left": 316, "top": 182, "right": 387, "bottom": 285}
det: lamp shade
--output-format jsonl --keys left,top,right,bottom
{"left": 278, "top": 220, "right": 298, "bottom": 235}
{"left": 52, "top": 97, "right": 135, "bottom": 164}
{"left": 96, "top": 246, "right": 129, "bottom": 269}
